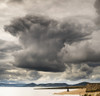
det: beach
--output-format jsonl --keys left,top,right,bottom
{"left": 54, "top": 88, "right": 86, "bottom": 95}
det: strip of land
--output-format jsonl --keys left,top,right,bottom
{"left": 35, "top": 86, "right": 85, "bottom": 90}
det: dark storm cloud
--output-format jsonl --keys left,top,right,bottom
{"left": 94, "top": 0, "right": 100, "bottom": 14}
{"left": 94, "top": 0, "right": 100, "bottom": 25}
{"left": 8, "top": 0, "right": 23, "bottom": 3}
{"left": 59, "top": 42, "right": 100, "bottom": 64}
{"left": 4, "top": 15, "right": 90, "bottom": 43}
{"left": 4, "top": 15, "right": 92, "bottom": 72}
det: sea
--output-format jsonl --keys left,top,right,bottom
{"left": 0, "top": 87, "right": 79, "bottom": 96}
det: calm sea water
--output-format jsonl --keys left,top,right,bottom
{"left": 0, "top": 87, "right": 79, "bottom": 96}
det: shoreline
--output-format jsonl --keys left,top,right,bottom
{"left": 54, "top": 88, "right": 86, "bottom": 95}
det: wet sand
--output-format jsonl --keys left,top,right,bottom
{"left": 54, "top": 88, "right": 86, "bottom": 95}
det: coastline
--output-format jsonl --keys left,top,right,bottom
{"left": 54, "top": 88, "right": 86, "bottom": 95}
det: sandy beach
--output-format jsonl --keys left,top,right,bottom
{"left": 54, "top": 88, "right": 86, "bottom": 95}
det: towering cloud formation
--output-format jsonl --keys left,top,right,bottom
{"left": 3, "top": 0, "right": 100, "bottom": 82}
{"left": 4, "top": 15, "right": 91, "bottom": 72}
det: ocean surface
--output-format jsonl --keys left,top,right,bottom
{"left": 0, "top": 87, "right": 79, "bottom": 96}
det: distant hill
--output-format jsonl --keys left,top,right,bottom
{"left": 0, "top": 82, "right": 89, "bottom": 87}
{"left": 72, "top": 82, "right": 89, "bottom": 86}
{"left": 37, "top": 83, "right": 68, "bottom": 87}
{"left": 24, "top": 83, "right": 37, "bottom": 87}
{"left": 0, "top": 83, "right": 25, "bottom": 87}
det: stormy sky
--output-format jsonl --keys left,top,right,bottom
{"left": 0, "top": 0, "right": 100, "bottom": 84}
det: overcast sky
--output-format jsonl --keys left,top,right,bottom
{"left": 0, "top": 0, "right": 100, "bottom": 84}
